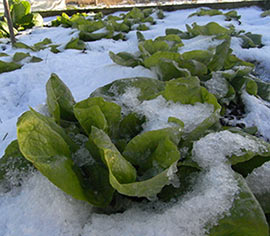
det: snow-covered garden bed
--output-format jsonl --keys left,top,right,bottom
{"left": 0, "top": 3, "right": 270, "bottom": 236}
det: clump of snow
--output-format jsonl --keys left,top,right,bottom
{"left": 116, "top": 87, "right": 214, "bottom": 132}
{"left": 240, "top": 92, "right": 270, "bottom": 141}
{"left": 192, "top": 130, "right": 264, "bottom": 169}
{"left": 246, "top": 161, "right": 270, "bottom": 213}
{"left": 246, "top": 161, "right": 270, "bottom": 196}
{"left": 0, "top": 173, "right": 92, "bottom": 236}
{"left": 205, "top": 72, "right": 229, "bottom": 99}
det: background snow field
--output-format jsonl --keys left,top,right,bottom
{"left": 0, "top": 6, "right": 270, "bottom": 236}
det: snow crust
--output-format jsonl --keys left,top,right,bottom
{"left": 116, "top": 87, "right": 214, "bottom": 132}
{"left": 241, "top": 92, "right": 270, "bottom": 141}
{"left": 246, "top": 161, "right": 270, "bottom": 196}
{"left": 246, "top": 161, "right": 270, "bottom": 213}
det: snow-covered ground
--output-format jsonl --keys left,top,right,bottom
{"left": 0, "top": 6, "right": 270, "bottom": 236}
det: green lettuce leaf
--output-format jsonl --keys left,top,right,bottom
{"left": 123, "top": 128, "right": 181, "bottom": 174}
{"left": 89, "top": 127, "right": 137, "bottom": 184}
{"left": 17, "top": 109, "right": 86, "bottom": 201}
{"left": 90, "top": 77, "right": 165, "bottom": 102}
{"left": 65, "top": 38, "right": 85, "bottom": 50}
{"left": 13, "top": 52, "right": 30, "bottom": 62}
{"left": 109, "top": 51, "right": 140, "bottom": 67}
{"left": 46, "top": 73, "right": 76, "bottom": 123}
{"left": 90, "top": 127, "right": 181, "bottom": 198}
{"left": 0, "top": 60, "right": 22, "bottom": 74}
{"left": 208, "top": 173, "right": 269, "bottom": 236}
{"left": 74, "top": 97, "right": 121, "bottom": 137}
{"left": 208, "top": 37, "right": 231, "bottom": 71}
{"left": 143, "top": 51, "right": 182, "bottom": 68}
{"left": 0, "top": 140, "right": 33, "bottom": 186}
{"left": 139, "top": 39, "right": 169, "bottom": 56}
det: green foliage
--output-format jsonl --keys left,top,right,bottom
{"left": 261, "top": 10, "right": 270, "bottom": 17}
{"left": 109, "top": 51, "right": 141, "bottom": 67}
{"left": 51, "top": 8, "right": 162, "bottom": 43}
{"left": 0, "top": 140, "right": 32, "bottom": 186}
{"left": 10, "top": 0, "right": 43, "bottom": 30}
{"left": 0, "top": 60, "right": 22, "bottom": 74}
{"left": 209, "top": 173, "right": 269, "bottom": 236}
{"left": 189, "top": 8, "right": 241, "bottom": 22}
{"left": 65, "top": 37, "right": 86, "bottom": 50}
{"left": 12, "top": 52, "right": 30, "bottom": 62}
{"left": 90, "top": 77, "right": 165, "bottom": 102}
{"left": 46, "top": 73, "right": 76, "bottom": 123}
{"left": 74, "top": 97, "right": 121, "bottom": 137}
{"left": 2, "top": 7, "right": 270, "bottom": 232}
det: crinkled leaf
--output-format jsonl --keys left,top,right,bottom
{"left": 179, "top": 59, "right": 208, "bottom": 77}
{"left": 187, "top": 22, "right": 230, "bottom": 37}
{"left": 65, "top": 37, "right": 85, "bottom": 50}
{"left": 79, "top": 162, "right": 114, "bottom": 207}
{"left": 156, "top": 59, "right": 191, "bottom": 81}
{"left": 231, "top": 75, "right": 258, "bottom": 95}
{"left": 223, "top": 131, "right": 270, "bottom": 177}
{"left": 90, "top": 77, "right": 165, "bottom": 102}
{"left": 224, "top": 50, "right": 254, "bottom": 70}
{"left": 14, "top": 41, "right": 35, "bottom": 51}
{"left": 16, "top": 109, "right": 86, "bottom": 201}
{"left": 13, "top": 52, "right": 30, "bottom": 62}
{"left": 161, "top": 76, "right": 202, "bottom": 104}
{"left": 209, "top": 173, "right": 269, "bottom": 236}
{"left": 123, "top": 128, "right": 180, "bottom": 174}
{"left": 158, "top": 164, "right": 200, "bottom": 201}
{"left": 182, "top": 50, "right": 213, "bottom": 66}
{"left": 136, "top": 31, "right": 145, "bottom": 42}
{"left": 0, "top": 60, "right": 22, "bottom": 74}
{"left": 144, "top": 51, "right": 182, "bottom": 68}
{"left": 0, "top": 140, "right": 32, "bottom": 183}
{"left": 142, "top": 8, "right": 153, "bottom": 18}
{"left": 189, "top": 9, "right": 222, "bottom": 18}
{"left": 119, "top": 112, "right": 145, "bottom": 140}
{"left": 240, "top": 32, "right": 262, "bottom": 49}
{"left": 253, "top": 77, "right": 270, "bottom": 102}
{"left": 165, "top": 28, "right": 191, "bottom": 39}
{"left": 108, "top": 164, "right": 178, "bottom": 198}
{"left": 33, "top": 38, "right": 52, "bottom": 51}
{"left": 46, "top": 73, "right": 76, "bottom": 123}
{"left": 79, "top": 31, "right": 112, "bottom": 42}
{"left": 261, "top": 10, "right": 270, "bottom": 17}
{"left": 139, "top": 39, "right": 169, "bottom": 56}
{"left": 208, "top": 37, "right": 231, "bottom": 71}
{"left": 74, "top": 97, "right": 121, "bottom": 137}
{"left": 109, "top": 51, "right": 140, "bottom": 67}
{"left": 31, "top": 13, "right": 43, "bottom": 27}
{"left": 11, "top": 0, "right": 31, "bottom": 25}
{"left": 157, "top": 10, "right": 165, "bottom": 19}
{"left": 136, "top": 24, "right": 149, "bottom": 31}
{"left": 30, "top": 56, "right": 43, "bottom": 63}
{"left": 89, "top": 127, "right": 136, "bottom": 184}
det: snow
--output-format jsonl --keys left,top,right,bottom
{"left": 246, "top": 162, "right": 270, "bottom": 213}
{"left": 241, "top": 92, "right": 270, "bottom": 141}
{"left": 115, "top": 88, "right": 214, "bottom": 132}
{"left": 1, "top": 5, "right": 270, "bottom": 236}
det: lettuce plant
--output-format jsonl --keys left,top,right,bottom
{"left": 1, "top": 73, "right": 270, "bottom": 234}
{"left": 51, "top": 8, "right": 163, "bottom": 42}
